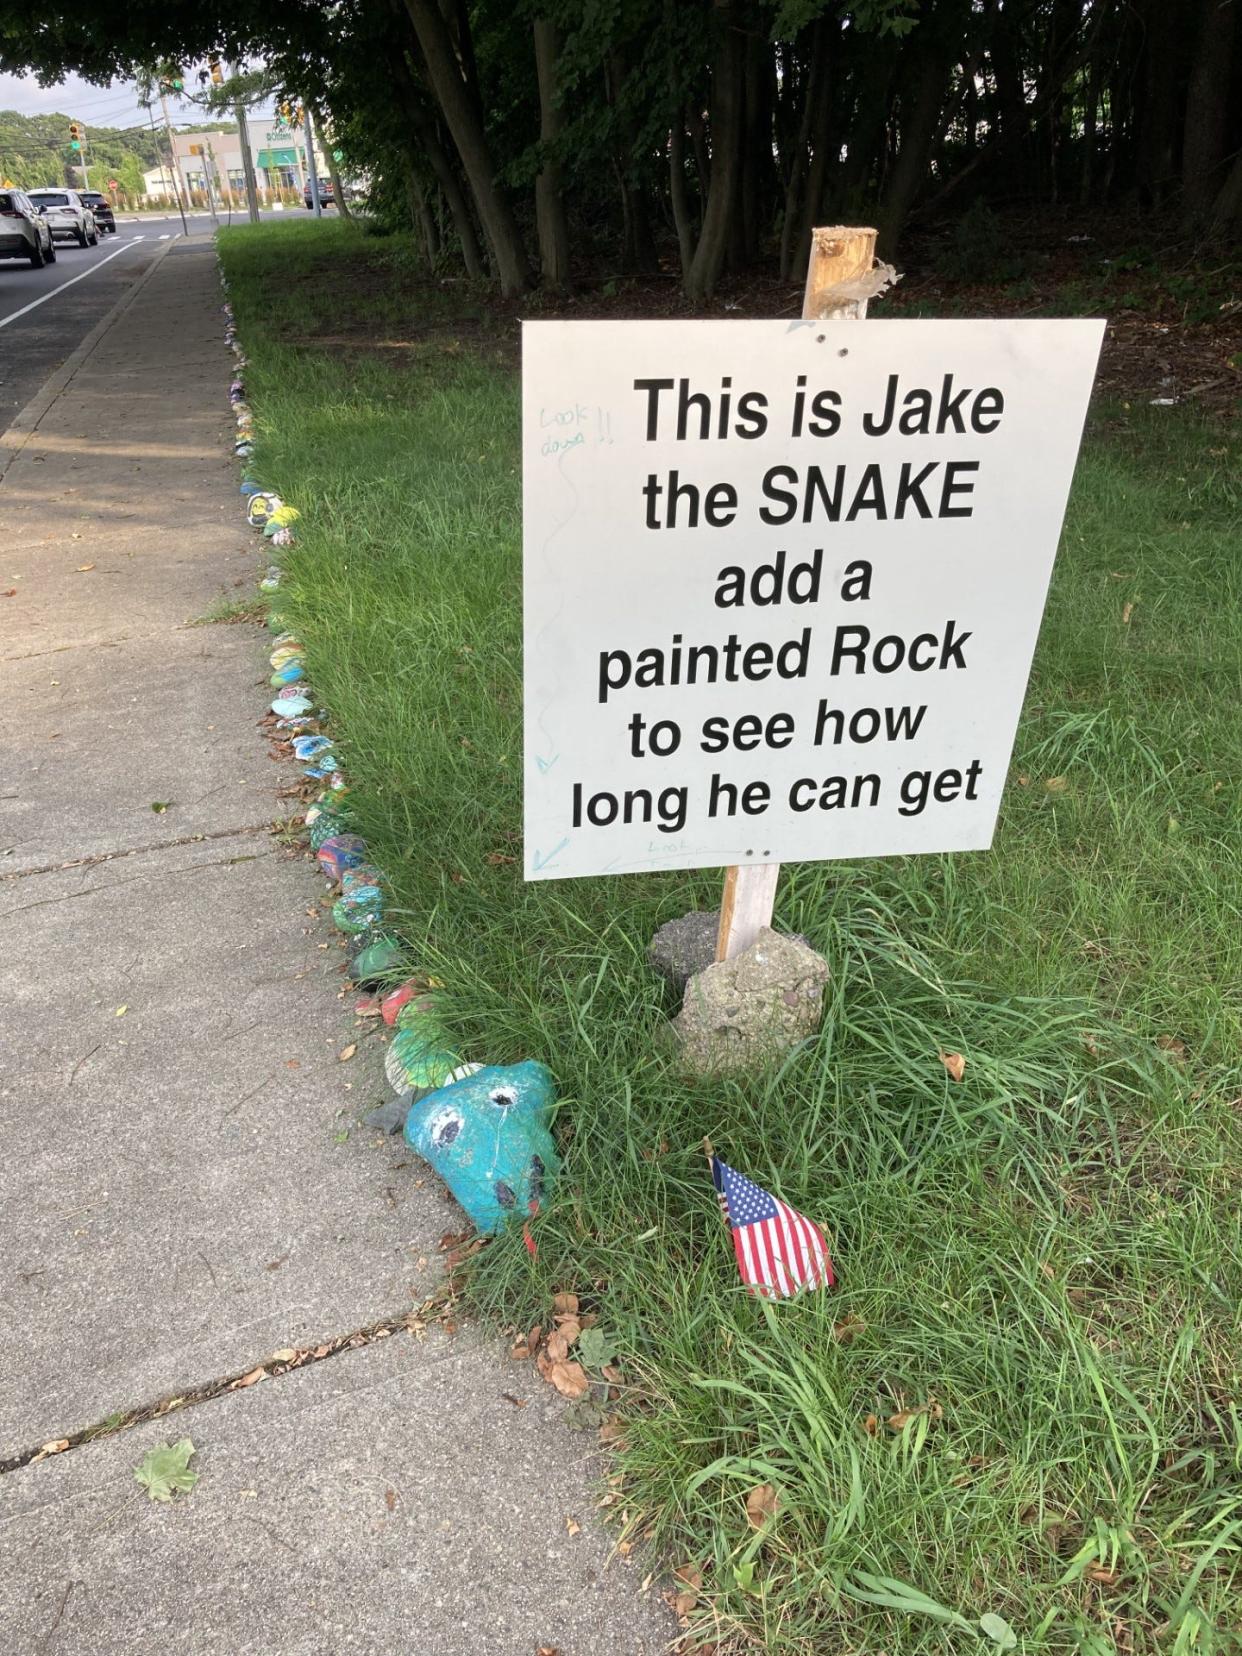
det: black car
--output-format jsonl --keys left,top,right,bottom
{"left": 303, "top": 178, "right": 335, "bottom": 210}
{"left": 79, "top": 190, "right": 117, "bottom": 234}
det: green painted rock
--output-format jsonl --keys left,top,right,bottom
{"left": 349, "top": 934, "right": 406, "bottom": 986}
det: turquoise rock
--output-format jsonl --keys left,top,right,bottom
{"left": 308, "top": 811, "right": 350, "bottom": 852}
{"left": 341, "top": 864, "right": 383, "bottom": 894}
{"left": 271, "top": 661, "right": 304, "bottom": 685}
{"left": 292, "top": 733, "right": 332, "bottom": 762}
{"left": 271, "top": 693, "right": 312, "bottom": 718}
{"left": 404, "top": 1062, "right": 559, "bottom": 1236}
{"left": 349, "top": 934, "right": 406, "bottom": 986}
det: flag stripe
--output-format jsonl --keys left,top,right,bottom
{"left": 711, "top": 1155, "right": 833, "bottom": 1299}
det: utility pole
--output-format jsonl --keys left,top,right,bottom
{"left": 156, "top": 89, "right": 190, "bottom": 236}
{"left": 202, "top": 140, "right": 220, "bottom": 226}
{"left": 231, "top": 62, "right": 261, "bottom": 224}
{"left": 304, "top": 105, "right": 323, "bottom": 218}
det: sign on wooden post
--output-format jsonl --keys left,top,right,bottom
{"left": 717, "top": 226, "right": 892, "bottom": 960}
{"left": 520, "top": 256, "right": 1102, "bottom": 922}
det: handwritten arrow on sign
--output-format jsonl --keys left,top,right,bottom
{"left": 535, "top": 754, "right": 559, "bottom": 774}
{"left": 532, "top": 837, "right": 569, "bottom": 873}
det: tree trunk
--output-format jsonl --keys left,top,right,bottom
{"left": 394, "top": 49, "right": 487, "bottom": 278}
{"left": 1182, "top": 0, "right": 1238, "bottom": 224}
{"left": 687, "top": 99, "right": 711, "bottom": 202}
{"left": 314, "top": 108, "right": 353, "bottom": 221}
{"left": 877, "top": 24, "right": 961, "bottom": 257}
{"left": 780, "top": 16, "right": 830, "bottom": 280}
{"left": 669, "top": 115, "right": 695, "bottom": 277}
{"left": 1134, "top": 0, "right": 1183, "bottom": 207}
{"left": 403, "top": 0, "right": 532, "bottom": 293}
{"left": 686, "top": 0, "right": 745, "bottom": 300}
{"left": 533, "top": 18, "right": 572, "bottom": 288}
{"left": 1209, "top": 147, "right": 1242, "bottom": 239}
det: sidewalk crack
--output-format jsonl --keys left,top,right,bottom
{"left": 2, "top": 822, "right": 279, "bottom": 883}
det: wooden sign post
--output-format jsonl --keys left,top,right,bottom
{"left": 715, "top": 226, "right": 890, "bottom": 961}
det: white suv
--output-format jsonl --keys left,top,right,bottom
{"left": 27, "top": 188, "right": 98, "bottom": 248}
{"left": 0, "top": 189, "right": 57, "bottom": 266}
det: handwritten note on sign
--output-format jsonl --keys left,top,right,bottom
{"left": 522, "top": 318, "right": 1103, "bottom": 881}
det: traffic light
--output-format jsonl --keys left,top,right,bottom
{"left": 69, "top": 121, "right": 82, "bottom": 151}
{"left": 210, "top": 61, "right": 223, "bottom": 86}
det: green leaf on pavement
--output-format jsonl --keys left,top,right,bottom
{"left": 134, "top": 1438, "right": 200, "bottom": 1502}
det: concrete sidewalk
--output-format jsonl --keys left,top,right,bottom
{"left": 0, "top": 240, "right": 670, "bottom": 1654}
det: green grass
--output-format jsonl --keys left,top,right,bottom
{"left": 220, "top": 220, "right": 1242, "bottom": 1655}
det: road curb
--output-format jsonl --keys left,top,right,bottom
{"left": 0, "top": 237, "right": 179, "bottom": 483}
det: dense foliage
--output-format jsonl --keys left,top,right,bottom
{"left": 0, "top": 106, "right": 162, "bottom": 191}
{"left": 3, "top": 2, "right": 1239, "bottom": 293}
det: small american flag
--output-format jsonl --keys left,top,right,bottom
{"left": 711, "top": 1155, "right": 834, "bottom": 1299}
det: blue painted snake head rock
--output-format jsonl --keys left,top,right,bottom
{"left": 403, "top": 1061, "right": 559, "bottom": 1236}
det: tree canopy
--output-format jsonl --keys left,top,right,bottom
{"left": 2, "top": 1, "right": 1238, "bottom": 295}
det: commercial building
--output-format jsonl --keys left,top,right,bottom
{"left": 155, "top": 117, "right": 329, "bottom": 202}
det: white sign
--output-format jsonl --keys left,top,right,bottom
{"left": 522, "top": 318, "right": 1102, "bottom": 882}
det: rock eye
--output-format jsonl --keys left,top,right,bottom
{"left": 429, "top": 1109, "right": 463, "bottom": 1148}
{"left": 494, "top": 1180, "right": 516, "bottom": 1209}
{"left": 490, "top": 1088, "right": 517, "bottom": 1109}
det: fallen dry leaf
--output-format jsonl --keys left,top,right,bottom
{"left": 544, "top": 1329, "right": 570, "bottom": 1364}
{"left": 833, "top": 1312, "right": 865, "bottom": 1343}
{"left": 551, "top": 1291, "right": 579, "bottom": 1317}
{"left": 1086, "top": 1566, "right": 1118, "bottom": 1585}
{"left": 1045, "top": 775, "right": 1069, "bottom": 793}
{"left": 565, "top": 1515, "right": 581, "bottom": 1536}
{"left": 547, "top": 1359, "right": 590, "bottom": 1399}
{"left": 527, "top": 1323, "right": 542, "bottom": 1355}
{"left": 1121, "top": 601, "right": 1135, "bottom": 625}
{"left": 599, "top": 1416, "right": 628, "bottom": 1446}
{"left": 536, "top": 1647, "right": 561, "bottom": 1656}
{"left": 509, "top": 1336, "right": 532, "bottom": 1360}
{"left": 40, "top": 1439, "right": 70, "bottom": 1457}
{"left": 2, "top": 589, "right": 16, "bottom": 598}
{"left": 745, "top": 1483, "right": 781, "bottom": 1529}
{"left": 939, "top": 1050, "right": 966, "bottom": 1083}
{"left": 384, "top": 1487, "right": 396, "bottom": 1512}
{"left": 233, "top": 1367, "right": 266, "bottom": 1389}
{"left": 672, "top": 1562, "right": 703, "bottom": 1615}
{"left": 271, "top": 1348, "right": 298, "bottom": 1363}
{"left": 76, "top": 562, "right": 96, "bottom": 572}
{"left": 1156, "top": 1035, "right": 1188, "bottom": 1062}
{"left": 500, "top": 1392, "right": 528, "bottom": 1408}
{"left": 285, "top": 1059, "right": 301, "bottom": 1070}
{"left": 556, "top": 1316, "right": 582, "bottom": 1347}
{"left": 863, "top": 1413, "right": 879, "bottom": 1435}
{"left": 888, "top": 1410, "right": 918, "bottom": 1431}
{"left": 338, "top": 1043, "right": 357, "bottom": 1062}
{"left": 115, "top": 1005, "right": 128, "bottom": 1018}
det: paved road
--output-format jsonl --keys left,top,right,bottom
{"left": 0, "top": 209, "right": 304, "bottom": 428}
{"left": 0, "top": 229, "right": 191, "bottom": 427}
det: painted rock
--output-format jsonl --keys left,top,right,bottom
{"left": 332, "top": 886, "right": 384, "bottom": 933}
{"left": 341, "top": 864, "right": 383, "bottom": 894}
{"left": 381, "top": 980, "right": 422, "bottom": 1026}
{"left": 271, "top": 693, "right": 312, "bottom": 718}
{"left": 269, "top": 505, "right": 300, "bottom": 527}
{"left": 269, "top": 527, "right": 296, "bottom": 549}
{"left": 292, "top": 733, "right": 333, "bottom": 761}
{"left": 270, "top": 661, "right": 304, "bottom": 685}
{"left": 308, "top": 812, "right": 349, "bottom": 850}
{"left": 302, "top": 759, "right": 337, "bottom": 780}
{"left": 404, "top": 1062, "right": 559, "bottom": 1236}
{"left": 349, "top": 935, "right": 406, "bottom": 986}
{"left": 259, "top": 567, "right": 282, "bottom": 591}
{"left": 240, "top": 481, "right": 264, "bottom": 497}
{"left": 247, "top": 493, "right": 283, "bottom": 528}
{"left": 316, "top": 833, "right": 367, "bottom": 881}
{"left": 270, "top": 632, "right": 300, "bottom": 649}
{"left": 386, "top": 1032, "right": 477, "bottom": 1096}
{"left": 269, "top": 644, "right": 305, "bottom": 670}
{"left": 233, "top": 441, "right": 253, "bottom": 457}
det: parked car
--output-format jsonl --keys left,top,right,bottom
{"left": 26, "top": 188, "right": 98, "bottom": 247}
{"left": 0, "top": 188, "right": 57, "bottom": 266}
{"left": 79, "top": 190, "right": 117, "bottom": 234}
{"left": 303, "top": 178, "right": 335, "bottom": 210}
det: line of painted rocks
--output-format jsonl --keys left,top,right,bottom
{"left": 220, "top": 285, "right": 559, "bottom": 1239}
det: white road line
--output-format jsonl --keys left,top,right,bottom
{"left": 158, "top": 234, "right": 170, "bottom": 240}
{"left": 0, "top": 239, "right": 149, "bottom": 332}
